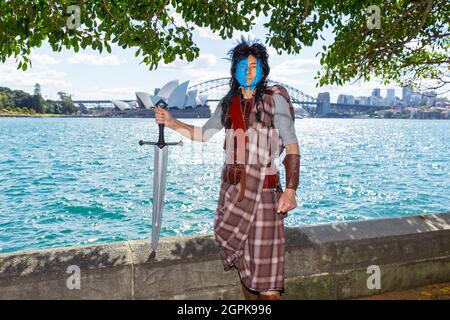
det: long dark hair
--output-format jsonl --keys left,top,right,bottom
{"left": 220, "top": 36, "right": 270, "bottom": 128}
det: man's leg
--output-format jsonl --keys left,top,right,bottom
{"left": 258, "top": 290, "right": 282, "bottom": 300}
{"left": 241, "top": 281, "right": 259, "bottom": 300}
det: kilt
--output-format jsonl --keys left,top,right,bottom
{"left": 214, "top": 180, "right": 287, "bottom": 292}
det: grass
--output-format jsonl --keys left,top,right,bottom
{"left": 0, "top": 111, "right": 67, "bottom": 117}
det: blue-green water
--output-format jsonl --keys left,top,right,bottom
{"left": 0, "top": 118, "right": 449, "bottom": 254}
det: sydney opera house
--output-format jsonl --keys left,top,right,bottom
{"left": 109, "top": 80, "right": 211, "bottom": 118}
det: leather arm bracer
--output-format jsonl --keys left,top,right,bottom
{"left": 282, "top": 153, "right": 301, "bottom": 191}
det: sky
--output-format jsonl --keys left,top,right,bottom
{"left": 0, "top": 11, "right": 408, "bottom": 105}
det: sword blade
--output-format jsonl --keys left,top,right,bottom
{"left": 151, "top": 145, "right": 168, "bottom": 251}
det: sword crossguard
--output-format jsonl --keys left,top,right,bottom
{"left": 139, "top": 99, "right": 183, "bottom": 148}
{"left": 139, "top": 139, "right": 183, "bottom": 148}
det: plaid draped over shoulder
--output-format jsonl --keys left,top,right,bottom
{"left": 213, "top": 85, "right": 292, "bottom": 292}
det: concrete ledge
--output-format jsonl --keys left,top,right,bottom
{"left": 1, "top": 212, "right": 449, "bottom": 299}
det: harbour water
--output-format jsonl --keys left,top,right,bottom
{"left": 0, "top": 117, "right": 448, "bottom": 253}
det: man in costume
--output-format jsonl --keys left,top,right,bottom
{"left": 155, "top": 38, "right": 301, "bottom": 300}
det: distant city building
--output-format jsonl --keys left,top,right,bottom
{"left": 424, "top": 91, "right": 437, "bottom": 107}
{"left": 369, "top": 95, "right": 382, "bottom": 106}
{"left": 387, "top": 89, "right": 396, "bottom": 106}
{"left": 409, "top": 107, "right": 418, "bottom": 119}
{"left": 372, "top": 88, "right": 381, "bottom": 98}
{"left": 435, "top": 97, "right": 448, "bottom": 108}
{"left": 355, "top": 96, "right": 368, "bottom": 105}
{"left": 442, "top": 109, "right": 450, "bottom": 118}
{"left": 402, "top": 86, "right": 413, "bottom": 104}
{"left": 317, "top": 92, "right": 331, "bottom": 115}
{"left": 347, "top": 95, "right": 355, "bottom": 104}
{"left": 337, "top": 94, "right": 355, "bottom": 104}
{"left": 410, "top": 92, "right": 422, "bottom": 106}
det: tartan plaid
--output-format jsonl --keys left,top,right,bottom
{"left": 213, "top": 85, "right": 289, "bottom": 292}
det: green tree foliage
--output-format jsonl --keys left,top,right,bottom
{"left": 0, "top": 1, "right": 448, "bottom": 90}
{"left": 46, "top": 100, "right": 62, "bottom": 114}
{"left": 12, "top": 90, "right": 33, "bottom": 109}
{"left": 0, "top": 85, "right": 77, "bottom": 114}
{"left": 300, "top": 0, "right": 449, "bottom": 92}
{"left": 33, "top": 83, "right": 46, "bottom": 113}
{"left": 57, "top": 91, "right": 77, "bottom": 114}
{"left": 76, "top": 103, "right": 89, "bottom": 114}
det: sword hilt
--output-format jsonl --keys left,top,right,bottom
{"left": 139, "top": 99, "right": 183, "bottom": 148}
{"left": 139, "top": 124, "right": 183, "bottom": 148}
{"left": 158, "top": 123, "right": 165, "bottom": 145}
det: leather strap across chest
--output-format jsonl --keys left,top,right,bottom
{"left": 230, "top": 94, "right": 246, "bottom": 131}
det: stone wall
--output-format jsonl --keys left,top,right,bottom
{"left": 1, "top": 212, "right": 449, "bottom": 299}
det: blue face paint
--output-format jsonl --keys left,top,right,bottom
{"left": 235, "top": 57, "right": 263, "bottom": 90}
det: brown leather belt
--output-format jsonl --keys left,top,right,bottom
{"left": 221, "top": 164, "right": 279, "bottom": 201}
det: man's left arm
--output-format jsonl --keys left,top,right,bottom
{"left": 278, "top": 143, "right": 301, "bottom": 214}
{"left": 271, "top": 93, "right": 301, "bottom": 214}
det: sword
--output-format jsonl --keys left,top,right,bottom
{"left": 137, "top": 94, "right": 183, "bottom": 251}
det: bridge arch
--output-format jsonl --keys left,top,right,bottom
{"left": 188, "top": 77, "right": 318, "bottom": 117}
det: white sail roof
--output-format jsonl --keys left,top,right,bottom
{"left": 197, "top": 94, "right": 208, "bottom": 106}
{"left": 150, "top": 95, "right": 166, "bottom": 107}
{"left": 185, "top": 89, "right": 198, "bottom": 108}
{"left": 135, "top": 92, "right": 154, "bottom": 109}
{"left": 168, "top": 80, "right": 189, "bottom": 108}
{"left": 111, "top": 100, "right": 130, "bottom": 111}
{"left": 135, "top": 80, "right": 209, "bottom": 110}
{"left": 157, "top": 80, "right": 179, "bottom": 100}
{"left": 129, "top": 101, "right": 138, "bottom": 109}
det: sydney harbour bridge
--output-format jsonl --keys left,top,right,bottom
{"left": 73, "top": 77, "right": 389, "bottom": 117}
{"left": 187, "top": 77, "right": 318, "bottom": 117}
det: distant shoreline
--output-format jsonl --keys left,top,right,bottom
{"left": 0, "top": 114, "right": 96, "bottom": 118}
{"left": 0, "top": 114, "right": 68, "bottom": 118}
{"left": 1, "top": 114, "right": 448, "bottom": 120}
